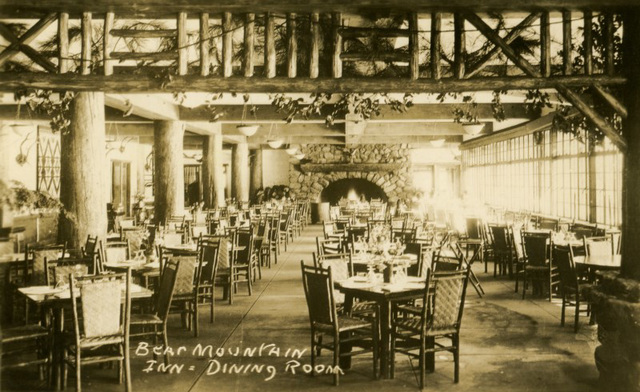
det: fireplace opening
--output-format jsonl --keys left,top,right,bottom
{"left": 320, "top": 179, "right": 388, "bottom": 205}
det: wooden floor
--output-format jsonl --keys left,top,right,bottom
{"left": 2, "top": 224, "right": 601, "bottom": 392}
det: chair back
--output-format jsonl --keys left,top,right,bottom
{"left": 522, "top": 232, "right": 550, "bottom": 267}
{"left": 466, "top": 218, "right": 481, "bottom": 240}
{"left": 199, "top": 240, "right": 220, "bottom": 285}
{"left": 104, "top": 240, "right": 131, "bottom": 264}
{"left": 301, "top": 262, "right": 337, "bottom": 328}
{"left": 552, "top": 246, "right": 578, "bottom": 293}
{"left": 423, "top": 269, "right": 470, "bottom": 333}
{"left": 584, "top": 236, "right": 613, "bottom": 256}
{"left": 156, "top": 259, "right": 180, "bottom": 320}
{"left": 235, "top": 229, "right": 254, "bottom": 264}
{"left": 404, "top": 242, "right": 423, "bottom": 277}
{"left": 489, "top": 225, "right": 510, "bottom": 254}
{"left": 82, "top": 235, "right": 99, "bottom": 257}
{"left": 172, "top": 256, "right": 198, "bottom": 296}
{"left": 431, "top": 246, "right": 463, "bottom": 272}
{"left": 46, "top": 257, "right": 91, "bottom": 286}
{"left": 162, "top": 232, "right": 183, "bottom": 247}
{"left": 69, "top": 270, "right": 130, "bottom": 340}
{"left": 538, "top": 218, "right": 559, "bottom": 232}
{"left": 30, "top": 245, "right": 66, "bottom": 285}
{"left": 191, "top": 225, "right": 209, "bottom": 240}
{"left": 314, "top": 253, "right": 353, "bottom": 281}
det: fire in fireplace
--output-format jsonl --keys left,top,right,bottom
{"left": 320, "top": 179, "right": 388, "bottom": 205}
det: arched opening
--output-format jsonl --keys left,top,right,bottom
{"left": 320, "top": 178, "right": 388, "bottom": 205}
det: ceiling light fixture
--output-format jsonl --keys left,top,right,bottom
{"left": 462, "top": 122, "right": 484, "bottom": 136}
{"left": 430, "top": 138, "right": 445, "bottom": 148}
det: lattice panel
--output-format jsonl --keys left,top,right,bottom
{"left": 36, "top": 127, "right": 60, "bottom": 195}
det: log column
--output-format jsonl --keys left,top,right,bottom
{"left": 250, "top": 148, "right": 263, "bottom": 203}
{"left": 590, "top": 11, "right": 640, "bottom": 392}
{"left": 231, "top": 141, "right": 249, "bottom": 203}
{"left": 153, "top": 121, "right": 185, "bottom": 224}
{"left": 202, "top": 126, "right": 225, "bottom": 208}
{"left": 59, "top": 92, "right": 107, "bottom": 251}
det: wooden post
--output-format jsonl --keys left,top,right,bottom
{"left": 250, "top": 148, "right": 263, "bottom": 203}
{"left": 604, "top": 13, "right": 615, "bottom": 76}
{"left": 81, "top": 12, "right": 92, "bottom": 75}
{"left": 202, "top": 124, "right": 223, "bottom": 209}
{"left": 584, "top": 11, "right": 593, "bottom": 76}
{"left": 231, "top": 141, "right": 249, "bottom": 203}
{"left": 154, "top": 121, "right": 185, "bottom": 224}
{"left": 622, "top": 11, "right": 640, "bottom": 280}
{"left": 287, "top": 13, "right": 297, "bottom": 78}
{"left": 177, "top": 12, "right": 188, "bottom": 76}
{"left": 454, "top": 13, "right": 465, "bottom": 79}
{"left": 59, "top": 92, "right": 107, "bottom": 251}
{"left": 310, "top": 13, "right": 320, "bottom": 79}
{"left": 409, "top": 12, "right": 419, "bottom": 80}
{"left": 222, "top": 12, "right": 233, "bottom": 78}
{"left": 265, "top": 12, "right": 276, "bottom": 78}
{"left": 332, "top": 12, "right": 342, "bottom": 79}
{"left": 540, "top": 11, "right": 551, "bottom": 78}
{"left": 58, "top": 12, "right": 70, "bottom": 74}
{"left": 202, "top": 135, "right": 215, "bottom": 209}
{"left": 244, "top": 13, "right": 255, "bottom": 77}
{"left": 562, "top": 11, "right": 572, "bottom": 76}
{"left": 430, "top": 13, "right": 441, "bottom": 80}
{"left": 213, "top": 133, "right": 225, "bottom": 208}
{"left": 200, "top": 13, "right": 210, "bottom": 76}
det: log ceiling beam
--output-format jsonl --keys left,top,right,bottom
{"left": 465, "top": 11, "right": 627, "bottom": 152}
{"left": 180, "top": 103, "right": 530, "bottom": 122}
{"left": 0, "top": 73, "right": 625, "bottom": 94}
{"left": 0, "top": 1, "right": 636, "bottom": 18}
{"left": 0, "top": 13, "right": 58, "bottom": 72}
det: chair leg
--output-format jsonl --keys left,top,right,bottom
{"left": 124, "top": 344, "right": 132, "bottom": 392}
{"left": 310, "top": 332, "right": 316, "bottom": 376}
{"left": 162, "top": 326, "right": 170, "bottom": 366}
{"left": 419, "top": 337, "right": 425, "bottom": 390}
{"left": 561, "top": 296, "right": 566, "bottom": 327}
{"left": 193, "top": 300, "right": 199, "bottom": 338}
{"left": 522, "top": 272, "right": 527, "bottom": 299}
{"left": 453, "top": 334, "right": 460, "bottom": 383}
{"left": 333, "top": 333, "right": 340, "bottom": 386}
{"left": 574, "top": 298, "right": 580, "bottom": 333}
{"left": 210, "top": 291, "right": 215, "bottom": 323}
{"left": 76, "top": 349, "right": 82, "bottom": 392}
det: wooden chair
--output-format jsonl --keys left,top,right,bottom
{"left": 45, "top": 257, "right": 92, "bottom": 286}
{"left": 489, "top": 225, "right": 512, "bottom": 276}
{"left": 323, "top": 221, "right": 344, "bottom": 240}
{"left": 521, "top": 231, "right": 558, "bottom": 300}
{"left": 316, "top": 236, "right": 342, "bottom": 255}
{"left": 1, "top": 323, "right": 52, "bottom": 382}
{"left": 197, "top": 240, "right": 221, "bottom": 324}
{"left": 216, "top": 230, "right": 252, "bottom": 304}
{"left": 552, "top": 246, "right": 592, "bottom": 333}
{"left": 64, "top": 270, "right": 132, "bottom": 392}
{"left": 81, "top": 235, "right": 99, "bottom": 259}
{"left": 168, "top": 256, "right": 199, "bottom": 334}
{"left": 390, "top": 269, "right": 470, "bottom": 388}
{"left": 130, "top": 259, "right": 179, "bottom": 365}
{"left": 104, "top": 240, "right": 131, "bottom": 264}
{"left": 583, "top": 236, "right": 614, "bottom": 256}
{"left": 300, "top": 262, "right": 378, "bottom": 386}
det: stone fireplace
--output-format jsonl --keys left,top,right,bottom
{"left": 288, "top": 144, "right": 416, "bottom": 203}
{"left": 320, "top": 178, "right": 388, "bottom": 205}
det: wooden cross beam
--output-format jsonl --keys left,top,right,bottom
{"left": 465, "top": 13, "right": 539, "bottom": 79}
{"left": 464, "top": 11, "right": 627, "bottom": 152}
{"left": 0, "top": 13, "right": 58, "bottom": 72}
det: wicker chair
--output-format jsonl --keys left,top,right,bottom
{"left": 64, "top": 270, "right": 132, "bottom": 392}
{"left": 168, "top": 255, "right": 199, "bottom": 334}
{"left": 300, "top": 262, "right": 378, "bottom": 386}
{"left": 390, "top": 269, "right": 470, "bottom": 389}
{"left": 197, "top": 240, "right": 221, "bottom": 324}
{"left": 130, "top": 259, "right": 179, "bottom": 364}
{"left": 45, "top": 257, "right": 92, "bottom": 286}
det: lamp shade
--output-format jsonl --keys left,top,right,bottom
{"left": 430, "top": 138, "right": 445, "bottom": 148}
{"left": 267, "top": 139, "right": 284, "bottom": 149}
{"left": 462, "top": 122, "right": 484, "bottom": 135}
{"left": 294, "top": 153, "right": 305, "bottom": 160}
{"left": 285, "top": 145, "right": 299, "bottom": 155}
{"left": 237, "top": 124, "right": 260, "bottom": 137}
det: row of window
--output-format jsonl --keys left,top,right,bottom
{"left": 461, "top": 129, "right": 622, "bottom": 227}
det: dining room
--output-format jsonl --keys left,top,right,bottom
{"left": 0, "top": 2, "right": 639, "bottom": 392}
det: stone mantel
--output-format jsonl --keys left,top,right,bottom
{"left": 298, "top": 163, "right": 403, "bottom": 173}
